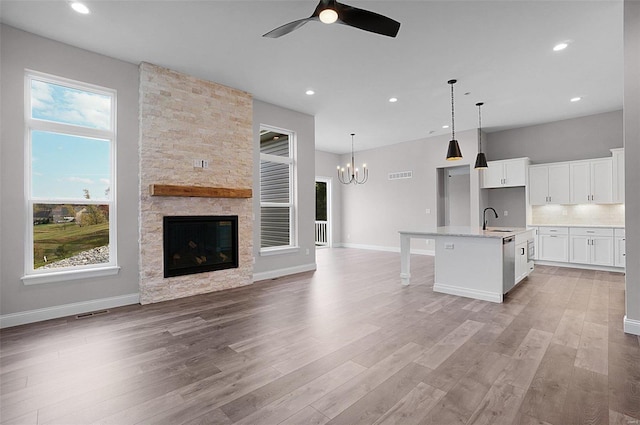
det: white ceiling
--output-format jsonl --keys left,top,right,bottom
{"left": 0, "top": 1, "right": 623, "bottom": 154}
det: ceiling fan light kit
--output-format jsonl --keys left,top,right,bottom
{"left": 263, "top": 0, "right": 401, "bottom": 38}
{"left": 319, "top": 8, "right": 338, "bottom": 24}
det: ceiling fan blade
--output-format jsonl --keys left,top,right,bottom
{"left": 262, "top": 18, "right": 314, "bottom": 38}
{"left": 337, "top": 3, "right": 400, "bottom": 37}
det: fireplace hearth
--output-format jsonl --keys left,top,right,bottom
{"left": 163, "top": 215, "right": 238, "bottom": 278}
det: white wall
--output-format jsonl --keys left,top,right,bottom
{"left": 339, "top": 130, "right": 480, "bottom": 253}
{"left": 0, "top": 25, "right": 140, "bottom": 326}
{"left": 315, "top": 150, "right": 343, "bottom": 246}
{"left": 623, "top": 0, "right": 640, "bottom": 335}
{"left": 252, "top": 100, "right": 316, "bottom": 280}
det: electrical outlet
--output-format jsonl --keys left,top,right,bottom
{"left": 193, "top": 159, "right": 209, "bottom": 168}
{"left": 504, "top": 210, "right": 509, "bottom": 216}
{"left": 445, "top": 243, "right": 454, "bottom": 249}
{"left": 425, "top": 208, "right": 431, "bottom": 214}
{"left": 305, "top": 248, "right": 309, "bottom": 255}
{"left": 562, "top": 209, "right": 568, "bottom": 216}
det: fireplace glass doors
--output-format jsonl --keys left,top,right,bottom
{"left": 163, "top": 216, "right": 238, "bottom": 278}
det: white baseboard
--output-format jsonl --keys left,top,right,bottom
{"left": 339, "top": 243, "right": 434, "bottom": 256}
{"left": 253, "top": 262, "right": 317, "bottom": 282}
{"left": 533, "top": 260, "right": 624, "bottom": 273}
{"left": 0, "top": 293, "right": 140, "bottom": 329}
{"left": 623, "top": 315, "right": 640, "bottom": 336}
{"left": 433, "top": 282, "right": 503, "bottom": 303}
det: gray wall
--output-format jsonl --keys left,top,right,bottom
{"left": 315, "top": 150, "right": 343, "bottom": 246}
{"left": 486, "top": 110, "right": 623, "bottom": 163}
{"left": 486, "top": 187, "right": 527, "bottom": 228}
{"left": 340, "top": 130, "right": 480, "bottom": 253}
{"left": 252, "top": 100, "right": 316, "bottom": 278}
{"left": 0, "top": 25, "right": 140, "bottom": 318}
{"left": 624, "top": 0, "right": 640, "bottom": 332}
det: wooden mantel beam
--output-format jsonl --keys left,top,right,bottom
{"left": 149, "top": 184, "right": 252, "bottom": 199}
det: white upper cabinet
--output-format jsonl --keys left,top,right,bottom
{"left": 481, "top": 158, "right": 529, "bottom": 188}
{"left": 611, "top": 148, "right": 625, "bottom": 203}
{"left": 529, "top": 163, "right": 570, "bottom": 205}
{"left": 570, "top": 158, "right": 613, "bottom": 204}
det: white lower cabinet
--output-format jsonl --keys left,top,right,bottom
{"left": 538, "top": 227, "right": 569, "bottom": 263}
{"left": 569, "top": 227, "right": 613, "bottom": 266}
{"left": 515, "top": 241, "right": 529, "bottom": 284}
{"left": 532, "top": 226, "right": 623, "bottom": 269}
{"left": 615, "top": 228, "right": 626, "bottom": 268}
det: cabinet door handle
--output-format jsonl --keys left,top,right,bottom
{"left": 587, "top": 231, "right": 595, "bottom": 234}
{"left": 521, "top": 248, "right": 525, "bottom": 255}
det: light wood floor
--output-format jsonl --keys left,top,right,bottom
{"left": 1, "top": 248, "right": 639, "bottom": 425}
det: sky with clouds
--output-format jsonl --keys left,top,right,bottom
{"left": 31, "top": 79, "right": 112, "bottom": 201}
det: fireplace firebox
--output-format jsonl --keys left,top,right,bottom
{"left": 163, "top": 215, "right": 238, "bottom": 278}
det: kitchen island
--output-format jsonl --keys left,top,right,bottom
{"left": 400, "top": 226, "right": 534, "bottom": 303}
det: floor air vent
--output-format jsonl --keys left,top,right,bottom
{"left": 388, "top": 171, "right": 413, "bottom": 180}
{"left": 76, "top": 310, "right": 110, "bottom": 319}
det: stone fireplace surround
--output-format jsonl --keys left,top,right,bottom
{"left": 138, "top": 63, "right": 253, "bottom": 304}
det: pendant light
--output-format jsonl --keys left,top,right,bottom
{"left": 474, "top": 102, "right": 488, "bottom": 169}
{"left": 337, "top": 133, "right": 368, "bottom": 184}
{"left": 446, "top": 79, "right": 463, "bottom": 160}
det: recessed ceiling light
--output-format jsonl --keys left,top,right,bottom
{"left": 305, "top": 89, "right": 315, "bottom": 95}
{"left": 570, "top": 97, "right": 582, "bottom": 102}
{"left": 388, "top": 97, "right": 398, "bottom": 103}
{"left": 70, "top": 2, "right": 90, "bottom": 14}
{"left": 442, "top": 125, "right": 449, "bottom": 129}
{"left": 553, "top": 42, "right": 568, "bottom": 52}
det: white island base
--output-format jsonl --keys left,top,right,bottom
{"left": 400, "top": 227, "right": 533, "bottom": 303}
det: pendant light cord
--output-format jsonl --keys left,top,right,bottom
{"left": 450, "top": 82, "right": 455, "bottom": 140}
{"left": 477, "top": 102, "right": 482, "bottom": 151}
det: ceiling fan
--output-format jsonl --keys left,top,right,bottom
{"left": 262, "top": 0, "right": 401, "bottom": 38}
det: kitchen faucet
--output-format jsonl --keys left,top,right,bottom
{"left": 483, "top": 207, "right": 499, "bottom": 230}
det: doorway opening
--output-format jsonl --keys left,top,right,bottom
{"left": 437, "top": 165, "right": 471, "bottom": 227}
{"left": 315, "top": 177, "right": 331, "bottom": 247}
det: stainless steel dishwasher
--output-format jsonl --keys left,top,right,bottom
{"left": 502, "top": 236, "right": 516, "bottom": 294}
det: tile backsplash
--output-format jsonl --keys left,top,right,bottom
{"left": 531, "top": 204, "right": 625, "bottom": 226}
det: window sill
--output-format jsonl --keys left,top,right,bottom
{"left": 21, "top": 266, "right": 121, "bottom": 285}
{"left": 260, "top": 246, "right": 300, "bottom": 256}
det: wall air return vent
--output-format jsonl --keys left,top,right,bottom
{"left": 388, "top": 171, "right": 413, "bottom": 180}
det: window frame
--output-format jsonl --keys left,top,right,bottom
{"left": 22, "top": 70, "right": 119, "bottom": 284}
{"left": 259, "top": 125, "right": 298, "bottom": 255}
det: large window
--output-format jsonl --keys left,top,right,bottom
{"left": 24, "top": 71, "right": 117, "bottom": 282}
{"left": 260, "top": 127, "right": 296, "bottom": 252}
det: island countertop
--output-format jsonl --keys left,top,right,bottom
{"left": 399, "top": 226, "right": 530, "bottom": 239}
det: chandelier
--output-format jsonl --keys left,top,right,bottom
{"left": 337, "top": 133, "right": 368, "bottom": 184}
